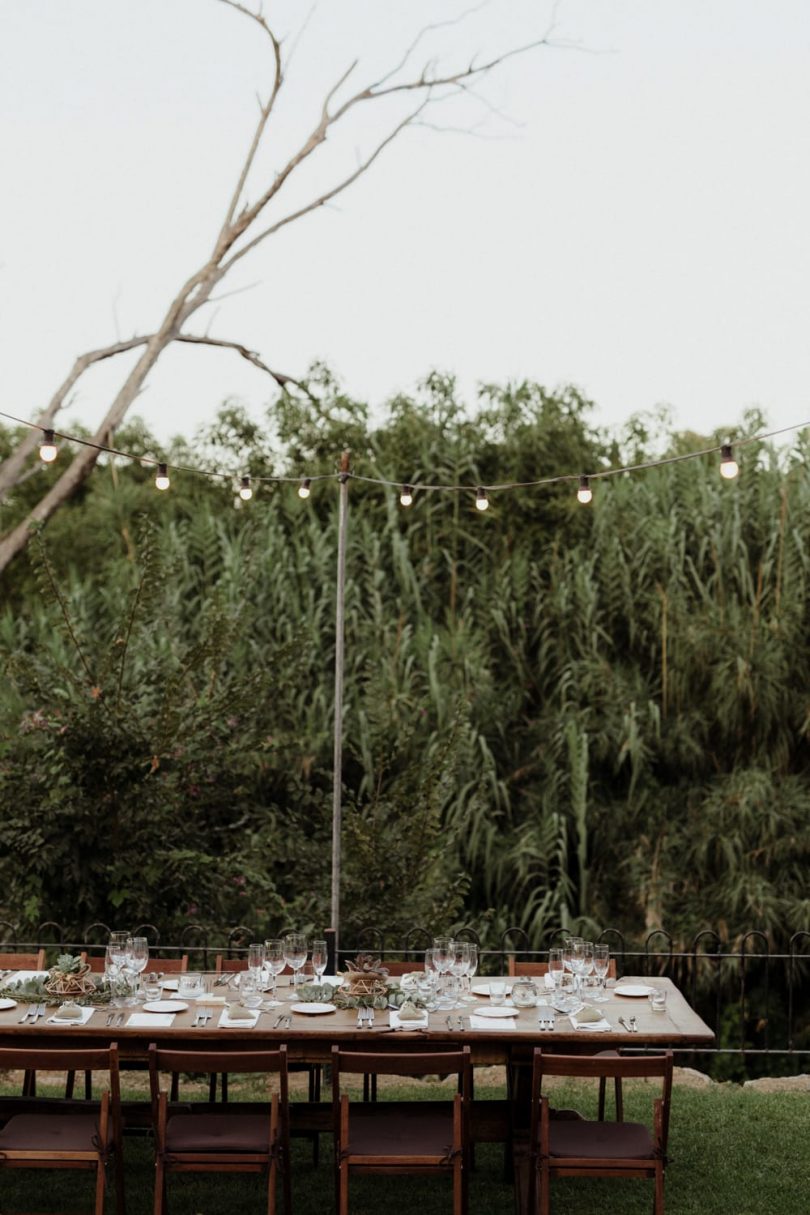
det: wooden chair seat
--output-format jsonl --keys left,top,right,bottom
{"left": 346, "top": 1105, "right": 456, "bottom": 1158}
{"left": 0, "top": 1112, "right": 115, "bottom": 1152}
{"left": 164, "top": 1112, "right": 272, "bottom": 1154}
{"left": 547, "top": 1118, "right": 655, "bottom": 1160}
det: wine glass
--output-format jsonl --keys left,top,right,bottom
{"left": 264, "top": 938, "right": 285, "bottom": 1007}
{"left": 592, "top": 944, "right": 610, "bottom": 1002}
{"left": 449, "top": 941, "right": 471, "bottom": 1009}
{"left": 462, "top": 943, "right": 479, "bottom": 1002}
{"left": 432, "top": 937, "right": 453, "bottom": 1008}
{"left": 108, "top": 931, "right": 129, "bottom": 971}
{"left": 283, "top": 932, "right": 307, "bottom": 992}
{"left": 126, "top": 936, "right": 149, "bottom": 1003}
{"left": 311, "top": 939, "right": 328, "bottom": 982}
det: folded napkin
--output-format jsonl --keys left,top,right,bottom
{"left": 389, "top": 1008, "right": 428, "bottom": 1030}
{"left": 218, "top": 1007, "right": 260, "bottom": 1028}
{"left": 127, "top": 1013, "right": 176, "bottom": 1028}
{"left": 569, "top": 1005, "right": 611, "bottom": 1031}
{"left": 48, "top": 1006, "right": 96, "bottom": 1025}
{"left": 470, "top": 1015, "right": 517, "bottom": 1030}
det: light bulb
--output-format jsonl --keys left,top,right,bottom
{"left": 720, "top": 444, "right": 738, "bottom": 480}
{"left": 400, "top": 484, "right": 414, "bottom": 507}
{"left": 475, "top": 486, "right": 489, "bottom": 511}
{"left": 577, "top": 475, "right": 593, "bottom": 504}
{"left": 155, "top": 463, "right": 171, "bottom": 491}
{"left": 298, "top": 478, "right": 311, "bottom": 499}
{"left": 239, "top": 475, "right": 253, "bottom": 501}
{"left": 39, "top": 429, "right": 58, "bottom": 463}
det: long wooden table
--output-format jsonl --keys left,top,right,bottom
{"left": 0, "top": 974, "right": 713, "bottom": 1058}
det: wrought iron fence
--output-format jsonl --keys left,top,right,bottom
{"left": 3, "top": 920, "right": 808, "bottom": 1070}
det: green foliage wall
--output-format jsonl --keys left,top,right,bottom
{"left": 1, "top": 376, "right": 809, "bottom": 947}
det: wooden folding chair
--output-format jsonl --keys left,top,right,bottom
{"left": 148, "top": 1043, "right": 290, "bottom": 1215}
{"left": 529, "top": 1048, "right": 673, "bottom": 1215}
{"left": 0, "top": 1043, "right": 125, "bottom": 1215}
{"left": 332, "top": 1044, "right": 472, "bottom": 1215}
{"left": 0, "top": 949, "right": 46, "bottom": 971}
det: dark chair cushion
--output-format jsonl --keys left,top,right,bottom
{"left": 0, "top": 1113, "right": 110, "bottom": 1153}
{"left": 549, "top": 1119, "right": 654, "bottom": 1160}
{"left": 166, "top": 1113, "right": 271, "bottom": 1153}
{"left": 346, "top": 1105, "right": 455, "bottom": 1159}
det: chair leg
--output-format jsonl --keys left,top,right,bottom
{"left": 154, "top": 1157, "right": 165, "bottom": 1215}
{"left": 222, "top": 1072, "right": 229, "bottom": 1103}
{"left": 339, "top": 1160, "right": 349, "bottom": 1215}
{"left": 85, "top": 1069, "right": 93, "bottom": 1101}
{"left": 598, "top": 1076, "right": 606, "bottom": 1120}
{"left": 539, "top": 1159, "right": 551, "bottom": 1215}
{"left": 655, "top": 1162, "right": 665, "bottom": 1214}
{"left": 615, "top": 1077, "right": 624, "bottom": 1121}
{"left": 94, "top": 1156, "right": 106, "bottom": 1215}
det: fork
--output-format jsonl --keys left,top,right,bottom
{"left": 18, "top": 1004, "right": 35, "bottom": 1023}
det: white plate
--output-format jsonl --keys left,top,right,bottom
{"left": 471, "top": 1004, "right": 519, "bottom": 1018}
{"left": 614, "top": 984, "right": 655, "bottom": 998}
{"left": 0, "top": 998, "right": 18, "bottom": 1010}
{"left": 290, "top": 1002, "right": 336, "bottom": 1015}
{"left": 143, "top": 1000, "right": 188, "bottom": 1013}
{"left": 472, "top": 983, "right": 512, "bottom": 997}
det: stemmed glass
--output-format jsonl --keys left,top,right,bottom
{"left": 264, "top": 939, "right": 285, "bottom": 1007}
{"left": 449, "top": 941, "right": 471, "bottom": 1009}
{"left": 311, "top": 939, "right": 328, "bottom": 983}
{"left": 592, "top": 944, "right": 610, "bottom": 1002}
{"left": 126, "top": 936, "right": 149, "bottom": 1003}
{"left": 283, "top": 932, "right": 307, "bottom": 993}
{"left": 108, "top": 932, "right": 129, "bottom": 973}
{"left": 462, "top": 943, "right": 479, "bottom": 1002}
{"left": 431, "top": 937, "right": 453, "bottom": 1008}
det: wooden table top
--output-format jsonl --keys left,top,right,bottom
{"left": 0, "top": 975, "right": 713, "bottom": 1061}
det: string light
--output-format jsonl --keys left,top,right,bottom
{"left": 2, "top": 409, "right": 806, "bottom": 507}
{"left": 400, "top": 484, "right": 414, "bottom": 507}
{"left": 239, "top": 475, "right": 253, "bottom": 501}
{"left": 39, "top": 429, "right": 58, "bottom": 463}
{"left": 720, "top": 443, "right": 739, "bottom": 480}
{"left": 577, "top": 475, "right": 593, "bottom": 504}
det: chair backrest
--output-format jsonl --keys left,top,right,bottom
{"left": 379, "top": 960, "right": 425, "bottom": 977}
{"left": 154, "top": 955, "right": 189, "bottom": 973}
{"left": 0, "top": 1041, "right": 121, "bottom": 1102}
{"left": 0, "top": 949, "right": 46, "bottom": 970}
{"left": 508, "top": 958, "right": 617, "bottom": 978}
{"left": 332, "top": 1045, "right": 472, "bottom": 1098}
{"left": 148, "top": 1043, "right": 288, "bottom": 1115}
{"left": 531, "top": 1048, "right": 674, "bottom": 1152}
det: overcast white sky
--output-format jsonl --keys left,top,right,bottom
{"left": 2, "top": 0, "right": 809, "bottom": 453}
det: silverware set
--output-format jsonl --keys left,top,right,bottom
{"left": 105, "top": 1010, "right": 126, "bottom": 1027}
{"left": 618, "top": 1015, "right": 638, "bottom": 1033}
{"left": 356, "top": 1007, "right": 375, "bottom": 1029}
{"left": 272, "top": 1013, "right": 291, "bottom": 1030}
{"left": 214, "top": 972, "right": 238, "bottom": 988}
{"left": 18, "top": 1003, "right": 45, "bottom": 1023}
{"left": 446, "top": 1014, "right": 467, "bottom": 1032}
{"left": 192, "top": 1009, "right": 213, "bottom": 1027}
{"left": 537, "top": 1012, "right": 555, "bottom": 1031}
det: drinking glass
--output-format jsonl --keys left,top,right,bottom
{"left": 284, "top": 932, "right": 307, "bottom": 992}
{"left": 248, "top": 942, "right": 265, "bottom": 976}
{"left": 449, "top": 941, "right": 471, "bottom": 1009}
{"left": 548, "top": 948, "right": 564, "bottom": 989}
{"left": 240, "top": 972, "right": 263, "bottom": 1009}
{"left": 592, "top": 945, "right": 610, "bottom": 1002}
{"left": 264, "top": 938, "right": 285, "bottom": 1006}
{"left": 108, "top": 931, "right": 129, "bottom": 970}
{"left": 311, "top": 939, "right": 328, "bottom": 982}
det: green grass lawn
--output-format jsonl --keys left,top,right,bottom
{"left": 1, "top": 1076, "right": 808, "bottom": 1214}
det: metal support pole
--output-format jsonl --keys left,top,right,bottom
{"left": 330, "top": 451, "right": 351, "bottom": 953}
